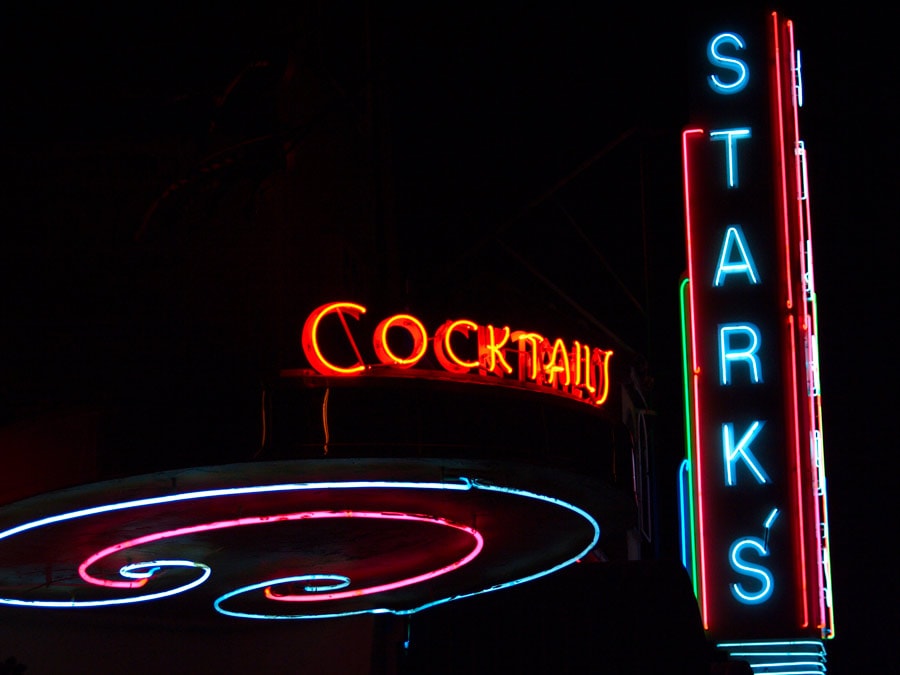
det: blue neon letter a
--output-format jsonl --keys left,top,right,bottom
{"left": 708, "top": 33, "right": 749, "bottom": 94}
{"left": 714, "top": 226, "right": 759, "bottom": 286}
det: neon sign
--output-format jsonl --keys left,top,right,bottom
{"left": 679, "top": 13, "right": 834, "bottom": 641}
{"left": 293, "top": 301, "right": 614, "bottom": 407}
{"left": 707, "top": 32, "right": 749, "bottom": 94}
{"left": 716, "top": 639, "right": 827, "bottom": 673}
{"left": 0, "top": 477, "right": 600, "bottom": 619}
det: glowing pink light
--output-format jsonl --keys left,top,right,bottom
{"left": 770, "top": 11, "right": 811, "bottom": 629}
{"left": 786, "top": 17, "right": 830, "bottom": 633}
{"left": 79, "top": 510, "right": 483, "bottom": 592}
{"left": 265, "top": 513, "right": 483, "bottom": 601}
{"left": 2, "top": 478, "right": 599, "bottom": 618}
{"left": 681, "top": 126, "right": 711, "bottom": 629}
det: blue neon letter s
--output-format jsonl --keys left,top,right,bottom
{"left": 729, "top": 537, "right": 774, "bottom": 604}
{"left": 708, "top": 33, "right": 749, "bottom": 94}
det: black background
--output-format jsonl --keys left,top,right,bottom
{"left": 1, "top": 3, "right": 895, "bottom": 673}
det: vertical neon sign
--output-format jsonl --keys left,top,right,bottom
{"left": 679, "top": 12, "right": 834, "bottom": 641}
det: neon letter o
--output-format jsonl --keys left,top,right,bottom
{"left": 373, "top": 314, "right": 428, "bottom": 368}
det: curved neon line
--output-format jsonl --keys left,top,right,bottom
{"left": 0, "top": 479, "right": 474, "bottom": 543}
{"left": 79, "top": 511, "right": 481, "bottom": 603}
{"left": 78, "top": 511, "right": 484, "bottom": 602}
{"left": 0, "top": 560, "right": 210, "bottom": 608}
{"left": 729, "top": 537, "right": 773, "bottom": 604}
{"left": 213, "top": 515, "right": 480, "bottom": 613}
{"left": 588, "top": 349, "right": 613, "bottom": 406}
{"left": 0, "top": 480, "right": 474, "bottom": 607}
{"left": 0, "top": 477, "right": 599, "bottom": 618}
{"left": 407, "top": 479, "right": 600, "bottom": 614}
{"left": 302, "top": 301, "right": 367, "bottom": 375}
{"left": 120, "top": 563, "right": 162, "bottom": 579}
{"left": 441, "top": 319, "right": 480, "bottom": 370}
{"left": 266, "top": 575, "right": 351, "bottom": 593}
{"left": 78, "top": 510, "right": 480, "bottom": 590}
{"left": 262, "top": 515, "right": 482, "bottom": 601}
{"left": 213, "top": 479, "right": 600, "bottom": 619}
{"left": 373, "top": 314, "right": 428, "bottom": 366}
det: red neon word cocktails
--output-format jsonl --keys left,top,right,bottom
{"left": 301, "top": 301, "right": 613, "bottom": 407}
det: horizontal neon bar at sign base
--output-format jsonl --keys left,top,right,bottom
{"left": 718, "top": 639, "right": 827, "bottom": 675}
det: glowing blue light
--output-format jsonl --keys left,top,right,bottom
{"left": 713, "top": 225, "right": 760, "bottom": 287}
{"left": 729, "top": 537, "right": 774, "bottom": 604}
{"left": 710, "top": 129, "right": 752, "bottom": 188}
{"left": 0, "top": 479, "right": 474, "bottom": 544}
{"left": 723, "top": 421, "right": 769, "bottom": 486}
{"left": 677, "top": 460, "right": 692, "bottom": 574}
{"left": 0, "top": 560, "right": 211, "bottom": 608}
{"left": 764, "top": 508, "right": 780, "bottom": 531}
{"left": 119, "top": 563, "right": 162, "bottom": 579}
{"left": 214, "top": 479, "right": 601, "bottom": 619}
{"left": 0, "top": 479, "right": 472, "bottom": 610}
{"left": 707, "top": 33, "right": 749, "bottom": 94}
{"left": 300, "top": 575, "right": 351, "bottom": 593}
{"left": 717, "top": 640, "right": 827, "bottom": 674}
{"left": 719, "top": 323, "right": 763, "bottom": 385}
{"left": 0, "top": 477, "right": 600, "bottom": 620}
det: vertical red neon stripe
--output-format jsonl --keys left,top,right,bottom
{"left": 772, "top": 13, "right": 794, "bottom": 314}
{"left": 786, "top": 18, "right": 830, "bottom": 632}
{"left": 681, "top": 127, "right": 709, "bottom": 629}
{"left": 786, "top": 18, "right": 822, "bottom": 629}
{"left": 770, "top": 11, "right": 810, "bottom": 629}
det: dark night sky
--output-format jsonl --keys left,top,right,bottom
{"left": 0, "top": 3, "right": 895, "bottom": 673}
